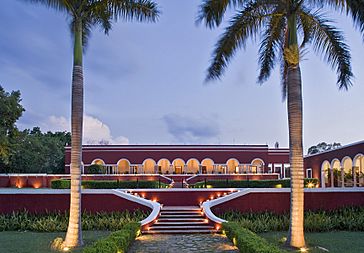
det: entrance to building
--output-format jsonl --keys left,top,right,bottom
{"left": 175, "top": 166, "right": 183, "bottom": 174}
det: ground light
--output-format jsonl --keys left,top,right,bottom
{"left": 300, "top": 247, "right": 308, "bottom": 252}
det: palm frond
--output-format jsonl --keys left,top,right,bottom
{"left": 205, "top": 2, "right": 274, "bottom": 81}
{"left": 196, "top": 0, "right": 246, "bottom": 28}
{"left": 23, "top": 0, "right": 73, "bottom": 13}
{"left": 257, "top": 14, "right": 285, "bottom": 84}
{"left": 109, "top": 0, "right": 160, "bottom": 22}
{"left": 300, "top": 9, "right": 353, "bottom": 89}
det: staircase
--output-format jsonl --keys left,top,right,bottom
{"left": 142, "top": 206, "right": 217, "bottom": 234}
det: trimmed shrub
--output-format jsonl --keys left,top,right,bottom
{"left": 51, "top": 179, "right": 168, "bottom": 189}
{"left": 83, "top": 222, "right": 140, "bottom": 253}
{"left": 0, "top": 210, "right": 147, "bottom": 232}
{"left": 86, "top": 164, "right": 106, "bottom": 174}
{"left": 191, "top": 178, "right": 319, "bottom": 188}
{"left": 222, "top": 222, "right": 286, "bottom": 253}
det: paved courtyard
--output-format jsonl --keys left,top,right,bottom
{"left": 128, "top": 234, "right": 239, "bottom": 253}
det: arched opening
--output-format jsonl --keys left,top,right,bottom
{"left": 91, "top": 159, "right": 105, "bottom": 165}
{"left": 117, "top": 159, "right": 130, "bottom": 174}
{"left": 143, "top": 158, "right": 156, "bottom": 174}
{"left": 331, "top": 159, "right": 341, "bottom": 187}
{"left": 201, "top": 158, "right": 214, "bottom": 174}
{"left": 342, "top": 157, "right": 353, "bottom": 187}
{"left": 186, "top": 158, "right": 200, "bottom": 174}
{"left": 251, "top": 158, "right": 265, "bottom": 174}
{"left": 353, "top": 154, "right": 364, "bottom": 187}
{"left": 226, "top": 158, "right": 239, "bottom": 174}
{"left": 157, "top": 159, "right": 170, "bottom": 174}
{"left": 172, "top": 158, "right": 185, "bottom": 174}
{"left": 321, "top": 161, "right": 331, "bottom": 187}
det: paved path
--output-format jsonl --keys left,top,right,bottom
{"left": 128, "top": 234, "right": 239, "bottom": 253}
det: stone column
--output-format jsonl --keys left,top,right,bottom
{"left": 353, "top": 166, "right": 357, "bottom": 187}
{"left": 341, "top": 167, "right": 345, "bottom": 187}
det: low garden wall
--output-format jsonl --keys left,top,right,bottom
{"left": 0, "top": 174, "right": 172, "bottom": 188}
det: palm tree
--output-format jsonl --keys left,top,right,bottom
{"left": 22, "top": 0, "right": 159, "bottom": 249}
{"left": 198, "top": 0, "right": 363, "bottom": 248}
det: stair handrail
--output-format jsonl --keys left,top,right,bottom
{"left": 112, "top": 189, "right": 161, "bottom": 226}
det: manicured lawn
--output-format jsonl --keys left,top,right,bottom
{"left": 260, "top": 231, "right": 364, "bottom": 253}
{"left": 0, "top": 231, "right": 110, "bottom": 253}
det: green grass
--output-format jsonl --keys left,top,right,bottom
{"left": 260, "top": 231, "right": 364, "bottom": 253}
{"left": 0, "top": 231, "right": 110, "bottom": 253}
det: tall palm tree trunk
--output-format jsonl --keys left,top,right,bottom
{"left": 64, "top": 19, "right": 83, "bottom": 248}
{"left": 286, "top": 13, "right": 305, "bottom": 249}
{"left": 287, "top": 64, "right": 305, "bottom": 248}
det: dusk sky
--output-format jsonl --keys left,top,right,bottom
{"left": 1, "top": 1, "right": 364, "bottom": 152}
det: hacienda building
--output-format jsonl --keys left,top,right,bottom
{"left": 64, "top": 141, "right": 364, "bottom": 187}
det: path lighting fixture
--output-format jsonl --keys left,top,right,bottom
{"left": 215, "top": 225, "right": 220, "bottom": 230}
{"left": 63, "top": 247, "right": 70, "bottom": 252}
{"left": 300, "top": 247, "right": 308, "bottom": 253}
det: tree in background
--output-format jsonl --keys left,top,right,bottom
{"left": 308, "top": 142, "right": 341, "bottom": 155}
{"left": 0, "top": 86, "right": 24, "bottom": 168}
{"left": 4, "top": 127, "right": 71, "bottom": 174}
{"left": 197, "top": 0, "right": 363, "bottom": 249}
{"left": 23, "top": 0, "right": 160, "bottom": 249}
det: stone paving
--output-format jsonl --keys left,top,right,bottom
{"left": 128, "top": 234, "right": 239, "bottom": 253}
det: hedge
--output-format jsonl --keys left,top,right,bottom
{"left": 222, "top": 222, "right": 287, "bottom": 253}
{"left": 191, "top": 178, "right": 319, "bottom": 188}
{"left": 83, "top": 222, "right": 140, "bottom": 253}
{"left": 51, "top": 179, "right": 169, "bottom": 189}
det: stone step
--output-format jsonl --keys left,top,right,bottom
{"left": 160, "top": 210, "right": 202, "bottom": 214}
{"left": 149, "top": 225, "right": 215, "bottom": 230}
{"left": 142, "top": 229, "right": 217, "bottom": 234}
{"left": 157, "top": 218, "right": 207, "bottom": 222}
{"left": 153, "top": 221, "right": 209, "bottom": 226}
{"left": 159, "top": 214, "right": 203, "bottom": 218}
{"left": 162, "top": 206, "right": 200, "bottom": 211}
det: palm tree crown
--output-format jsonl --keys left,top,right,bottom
{"left": 197, "top": 0, "right": 364, "bottom": 92}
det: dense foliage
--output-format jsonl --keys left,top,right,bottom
{"left": 221, "top": 207, "right": 364, "bottom": 233}
{"left": 308, "top": 142, "right": 342, "bottom": 155}
{"left": 0, "top": 86, "right": 71, "bottom": 174}
{"left": 0, "top": 86, "right": 24, "bottom": 167}
{"left": 191, "top": 178, "right": 319, "bottom": 188}
{"left": 0, "top": 210, "right": 146, "bottom": 232}
{"left": 86, "top": 164, "right": 106, "bottom": 174}
{"left": 51, "top": 179, "right": 169, "bottom": 189}
{"left": 222, "top": 222, "right": 285, "bottom": 253}
{"left": 83, "top": 222, "right": 140, "bottom": 253}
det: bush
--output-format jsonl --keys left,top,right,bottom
{"left": 191, "top": 178, "right": 319, "bottom": 188}
{"left": 83, "top": 222, "right": 140, "bottom": 253}
{"left": 0, "top": 210, "right": 147, "bottom": 232}
{"left": 220, "top": 206, "right": 364, "bottom": 233}
{"left": 87, "top": 164, "right": 106, "bottom": 174}
{"left": 51, "top": 179, "right": 168, "bottom": 189}
{"left": 222, "top": 222, "right": 286, "bottom": 253}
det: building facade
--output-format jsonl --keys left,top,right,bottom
{"left": 64, "top": 141, "right": 364, "bottom": 187}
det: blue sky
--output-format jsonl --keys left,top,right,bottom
{"left": 1, "top": 1, "right": 364, "bottom": 152}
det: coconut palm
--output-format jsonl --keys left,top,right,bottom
{"left": 22, "top": 0, "right": 159, "bottom": 249}
{"left": 198, "top": 0, "right": 363, "bottom": 248}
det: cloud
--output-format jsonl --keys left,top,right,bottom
{"left": 43, "top": 115, "right": 129, "bottom": 145}
{"left": 162, "top": 113, "right": 220, "bottom": 143}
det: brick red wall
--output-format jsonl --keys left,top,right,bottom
{"left": 212, "top": 191, "right": 364, "bottom": 214}
{"left": 0, "top": 194, "right": 150, "bottom": 214}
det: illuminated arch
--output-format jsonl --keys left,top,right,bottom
{"left": 186, "top": 158, "right": 200, "bottom": 174}
{"left": 117, "top": 159, "right": 130, "bottom": 174}
{"left": 342, "top": 156, "right": 353, "bottom": 187}
{"left": 172, "top": 158, "right": 185, "bottom": 174}
{"left": 331, "top": 159, "right": 341, "bottom": 187}
{"left": 143, "top": 158, "right": 156, "bottom": 174}
{"left": 226, "top": 158, "right": 239, "bottom": 174}
{"left": 157, "top": 159, "right": 171, "bottom": 174}
{"left": 91, "top": 159, "right": 105, "bottom": 165}
{"left": 321, "top": 160, "right": 331, "bottom": 188}
{"left": 201, "top": 158, "right": 214, "bottom": 174}
{"left": 353, "top": 154, "right": 364, "bottom": 187}
{"left": 251, "top": 158, "right": 265, "bottom": 173}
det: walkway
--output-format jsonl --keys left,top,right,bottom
{"left": 128, "top": 234, "right": 238, "bottom": 253}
